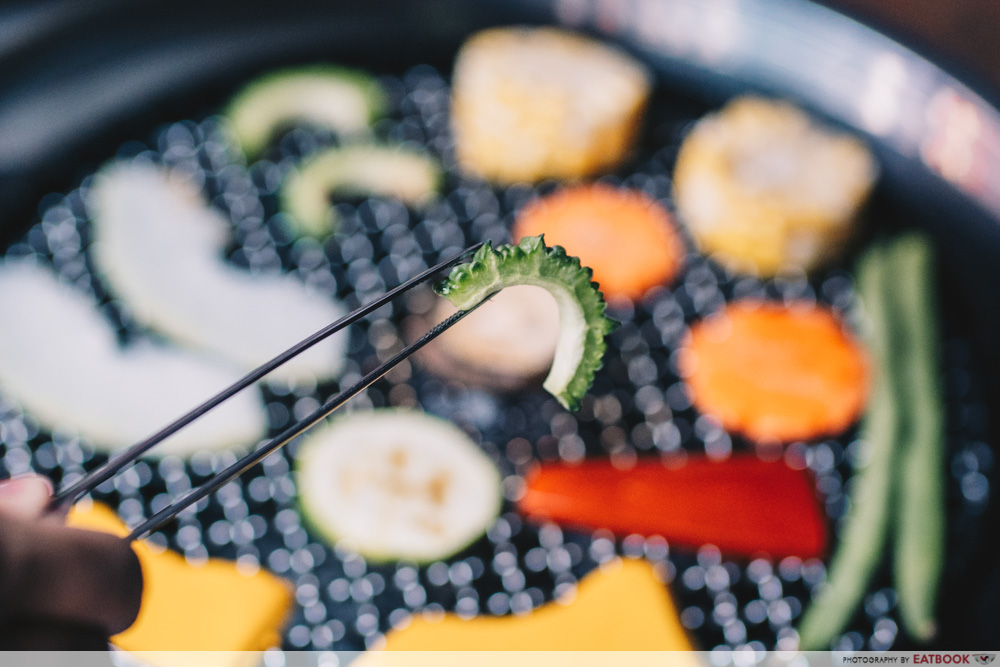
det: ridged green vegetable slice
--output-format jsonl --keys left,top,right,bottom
{"left": 435, "top": 235, "right": 617, "bottom": 411}
{"left": 798, "top": 242, "right": 899, "bottom": 649}
{"left": 225, "top": 66, "right": 386, "bottom": 158}
{"left": 890, "top": 234, "right": 945, "bottom": 643}
{"left": 281, "top": 144, "right": 441, "bottom": 236}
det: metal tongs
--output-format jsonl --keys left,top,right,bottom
{"left": 50, "top": 243, "right": 490, "bottom": 542}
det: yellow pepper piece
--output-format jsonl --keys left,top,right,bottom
{"left": 67, "top": 501, "right": 293, "bottom": 667}
{"left": 377, "top": 559, "right": 694, "bottom": 652}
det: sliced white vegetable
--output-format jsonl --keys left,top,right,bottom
{"left": 296, "top": 409, "right": 502, "bottom": 563}
{"left": 89, "top": 163, "right": 347, "bottom": 385}
{"left": 282, "top": 145, "right": 441, "bottom": 236}
{"left": 225, "top": 66, "right": 386, "bottom": 157}
{"left": 0, "top": 262, "right": 266, "bottom": 456}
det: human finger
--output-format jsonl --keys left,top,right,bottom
{"left": 0, "top": 475, "right": 53, "bottom": 520}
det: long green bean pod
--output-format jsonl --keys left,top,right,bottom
{"left": 798, "top": 243, "right": 900, "bottom": 649}
{"left": 890, "top": 234, "right": 945, "bottom": 642}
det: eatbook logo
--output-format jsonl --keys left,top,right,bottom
{"left": 973, "top": 656, "right": 996, "bottom": 665}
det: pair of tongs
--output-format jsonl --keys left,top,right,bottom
{"left": 50, "top": 244, "right": 490, "bottom": 542}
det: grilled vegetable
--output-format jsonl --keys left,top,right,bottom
{"left": 450, "top": 26, "right": 651, "bottom": 183}
{"left": 890, "top": 234, "right": 945, "bottom": 642}
{"left": 798, "top": 246, "right": 900, "bottom": 649}
{"left": 0, "top": 262, "right": 265, "bottom": 456}
{"left": 89, "top": 163, "right": 348, "bottom": 385}
{"left": 281, "top": 144, "right": 441, "bottom": 236}
{"left": 519, "top": 455, "right": 827, "bottom": 559}
{"left": 69, "top": 502, "right": 293, "bottom": 657}
{"left": 225, "top": 66, "right": 386, "bottom": 157}
{"left": 418, "top": 284, "right": 561, "bottom": 391}
{"left": 512, "top": 184, "right": 684, "bottom": 301}
{"left": 371, "top": 560, "right": 694, "bottom": 652}
{"left": 673, "top": 96, "right": 877, "bottom": 276}
{"left": 680, "top": 301, "right": 870, "bottom": 444}
{"left": 295, "top": 409, "right": 502, "bottom": 563}
{"left": 435, "top": 235, "right": 617, "bottom": 411}
{"left": 798, "top": 235, "right": 944, "bottom": 647}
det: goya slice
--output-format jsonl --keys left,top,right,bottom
{"left": 435, "top": 235, "right": 617, "bottom": 411}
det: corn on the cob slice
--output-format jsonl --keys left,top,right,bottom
{"left": 451, "top": 27, "right": 651, "bottom": 183}
{"left": 673, "top": 97, "right": 877, "bottom": 276}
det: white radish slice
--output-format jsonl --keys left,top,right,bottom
{"left": 89, "top": 163, "right": 347, "bottom": 385}
{"left": 296, "top": 409, "right": 502, "bottom": 563}
{"left": 0, "top": 262, "right": 266, "bottom": 456}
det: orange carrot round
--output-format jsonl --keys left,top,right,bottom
{"left": 680, "top": 301, "right": 869, "bottom": 444}
{"left": 512, "top": 184, "right": 684, "bottom": 301}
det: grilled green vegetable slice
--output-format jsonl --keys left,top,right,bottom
{"left": 296, "top": 409, "right": 502, "bottom": 563}
{"left": 435, "top": 235, "right": 617, "bottom": 410}
{"left": 225, "top": 66, "right": 386, "bottom": 157}
{"left": 281, "top": 144, "right": 441, "bottom": 236}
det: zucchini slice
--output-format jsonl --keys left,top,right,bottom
{"left": 225, "top": 66, "right": 387, "bottom": 157}
{"left": 296, "top": 409, "right": 502, "bottom": 563}
{"left": 281, "top": 144, "right": 441, "bottom": 236}
{"left": 89, "top": 163, "right": 348, "bottom": 385}
{"left": 0, "top": 262, "right": 266, "bottom": 456}
{"left": 435, "top": 235, "right": 617, "bottom": 411}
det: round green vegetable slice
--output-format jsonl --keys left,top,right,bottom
{"left": 225, "top": 66, "right": 387, "bottom": 158}
{"left": 296, "top": 409, "right": 502, "bottom": 563}
{"left": 435, "top": 235, "right": 617, "bottom": 411}
{"left": 281, "top": 144, "right": 441, "bottom": 236}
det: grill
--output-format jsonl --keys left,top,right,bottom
{"left": 0, "top": 0, "right": 998, "bottom": 652}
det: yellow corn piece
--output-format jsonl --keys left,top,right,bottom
{"left": 673, "top": 96, "right": 877, "bottom": 276}
{"left": 451, "top": 27, "right": 651, "bottom": 183}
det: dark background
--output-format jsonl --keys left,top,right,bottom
{"left": 825, "top": 0, "right": 1000, "bottom": 92}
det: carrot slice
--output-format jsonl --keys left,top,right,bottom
{"left": 518, "top": 455, "right": 828, "bottom": 559}
{"left": 680, "top": 301, "right": 869, "bottom": 443}
{"left": 512, "top": 184, "right": 684, "bottom": 301}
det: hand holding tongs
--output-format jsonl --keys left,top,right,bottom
{"left": 49, "top": 244, "right": 491, "bottom": 542}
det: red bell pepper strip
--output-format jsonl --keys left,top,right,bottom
{"left": 518, "top": 454, "right": 828, "bottom": 559}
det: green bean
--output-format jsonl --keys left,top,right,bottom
{"left": 889, "top": 234, "right": 945, "bottom": 642}
{"left": 798, "top": 243, "right": 900, "bottom": 649}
